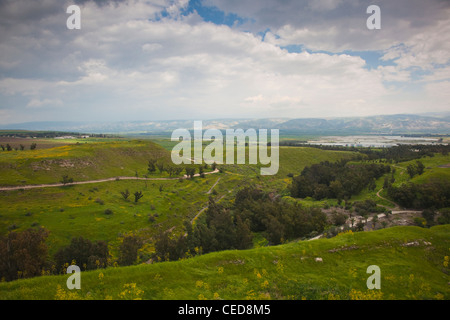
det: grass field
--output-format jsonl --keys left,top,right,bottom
{"left": 0, "top": 225, "right": 448, "bottom": 300}
{"left": 0, "top": 139, "right": 170, "bottom": 186}
{"left": 1, "top": 137, "right": 448, "bottom": 300}
{"left": 0, "top": 140, "right": 363, "bottom": 263}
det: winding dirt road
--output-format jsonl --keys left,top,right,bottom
{"left": 0, "top": 168, "right": 220, "bottom": 191}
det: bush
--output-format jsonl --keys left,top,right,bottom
{"left": 413, "top": 217, "right": 427, "bottom": 228}
{"left": 421, "top": 209, "right": 435, "bottom": 226}
{"left": 331, "top": 211, "right": 348, "bottom": 226}
{"left": 437, "top": 208, "right": 450, "bottom": 225}
{"left": 104, "top": 208, "right": 113, "bottom": 215}
{"left": 95, "top": 198, "right": 105, "bottom": 205}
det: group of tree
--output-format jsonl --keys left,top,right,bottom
{"left": 406, "top": 160, "right": 425, "bottom": 178}
{"left": 54, "top": 236, "right": 109, "bottom": 273}
{"left": 290, "top": 160, "right": 391, "bottom": 201}
{"left": 0, "top": 143, "right": 37, "bottom": 151}
{"left": 147, "top": 159, "right": 184, "bottom": 177}
{"left": 120, "top": 189, "right": 144, "bottom": 203}
{"left": 0, "top": 228, "right": 147, "bottom": 282}
{"left": 304, "top": 144, "right": 450, "bottom": 162}
{"left": 152, "top": 186, "right": 328, "bottom": 262}
{"left": 352, "top": 199, "right": 386, "bottom": 216}
{"left": 148, "top": 158, "right": 216, "bottom": 178}
{"left": 0, "top": 228, "right": 49, "bottom": 282}
{"left": 60, "top": 175, "right": 74, "bottom": 185}
{"left": 414, "top": 208, "right": 450, "bottom": 228}
{"left": 387, "top": 179, "right": 450, "bottom": 209}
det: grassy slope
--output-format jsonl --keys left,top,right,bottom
{"left": 0, "top": 225, "right": 448, "bottom": 300}
{"left": 3, "top": 140, "right": 448, "bottom": 300}
{"left": 0, "top": 144, "right": 358, "bottom": 253}
{"left": 0, "top": 140, "right": 170, "bottom": 186}
{"left": 375, "top": 153, "right": 450, "bottom": 205}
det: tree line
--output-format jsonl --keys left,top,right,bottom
{"left": 1, "top": 143, "right": 37, "bottom": 151}
{"left": 387, "top": 179, "right": 450, "bottom": 210}
{"left": 304, "top": 144, "right": 449, "bottom": 162}
{"left": 0, "top": 228, "right": 141, "bottom": 282}
{"left": 290, "top": 160, "right": 391, "bottom": 201}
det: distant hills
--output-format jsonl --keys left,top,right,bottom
{"left": 1, "top": 113, "right": 449, "bottom": 135}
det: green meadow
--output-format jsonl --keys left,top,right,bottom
{"left": 0, "top": 137, "right": 449, "bottom": 300}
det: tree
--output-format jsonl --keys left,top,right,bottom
{"left": 368, "top": 178, "right": 376, "bottom": 191}
{"left": 407, "top": 164, "right": 416, "bottom": 178}
{"left": 383, "top": 176, "right": 390, "bottom": 189}
{"left": 371, "top": 215, "right": 378, "bottom": 230}
{"left": 421, "top": 209, "right": 435, "bottom": 226}
{"left": 54, "top": 236, "right": 109, "bottom": 272}
{"left": 134, "top": 191, "right": 144, "bottom": 203}
{"left": 330, "top": 180, "right": 344, "bottom": 199}
{"left": 234, "top": 216, "right": 253, "bottom": 250}
{"left": 0, "top": 145, "right": 4, "bottom": 151}
{"left": 30, "top": 143, "right": 37, "bottom": 150}
{"left": 120, "top": 189, "right": 130, "bottom": 200}
{"left": 60, "top": 175, "right": 74, "bottom": 185}
{"left": 156, "top": 161, "right": 165, "bottom": 173}
{"left": 19, "top": 144, "right": 25, "bottom": 151}
{"left": 0, "top": 228, "right": 49, "bottom": 281}
{"left": 6, "top": 144, "right": 12, "bottom": 151}
{"left": 118, "top": 235, "right": 143, "bottom": 266}
{"left": 415, "top": 160, "right": 425, "bottom": 175}
{"left": 331, "top": 211, "right": 347, "bottom": 226}
{"left": 355, "top": 221, "right": 365, "bottom": 231}
{"left": 185, "top": 167, "right": 196, "bottom": 178}
{"left": 148, "top": 159, "right": 157, "bottom": 174}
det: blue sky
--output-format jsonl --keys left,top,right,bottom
{"left": 0, "top": 0, "right": 449, "bottom": 124}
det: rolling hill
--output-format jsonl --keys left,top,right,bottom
{"left": 2, "top": 113, "right": 449, "bottom": 134}
{"left": 0, "top": 225, "right": 448, "bottom": 300}
{"left": 0, "top": 140, "right": 171, "bottom": 187}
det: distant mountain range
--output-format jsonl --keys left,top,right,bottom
{"left": 1, "top": 113, "right": 449, "bottom": 135}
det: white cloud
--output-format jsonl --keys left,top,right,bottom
{"left": 26, "top": 98, "right": 63, "bottom": 108}
{"left": 0, "top": 0, "right": 448, "bottom": 123}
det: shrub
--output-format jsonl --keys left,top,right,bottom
{"left": 104, "top": 208, "right": 113, "bottom": 215}
{"left": 437, "top": 208, "right": 450, "bottom": 225}
{"left": 95, "top": 198, "right": 105, "bottom": 205}
{"left": 413, "top": 217, "right": 427, "bottom": 228}
{"left": 331, "top": 211, "right": 347, "bottom": 226}
{"left": 421, "top": 209, "right": 436, "bottom": 226}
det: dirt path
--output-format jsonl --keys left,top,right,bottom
{"left": 0, "top": 168, "right": 220, "bottom": 191}
{"left": 376, "top": 187, "right": 401, "bottom": 209}
{"left": 206, "top": 177, "right": 221, "bottom": 194}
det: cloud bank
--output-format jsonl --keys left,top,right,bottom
{"left": 0, "top": 0, "right": 449, "bottom": 124}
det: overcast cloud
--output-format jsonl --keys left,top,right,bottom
{"left": 0, "top": 0, "right": 449, "bottom": 124}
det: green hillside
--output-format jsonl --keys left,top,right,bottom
{"left": 0, "top": 225, "right": 448, "bottom": 300}
{"left": 0, "top": 140, "right": 170, "bottom": 186}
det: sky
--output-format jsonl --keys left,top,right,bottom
{"left": 0, "top": 0, "right": 449, "bottom": 124}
